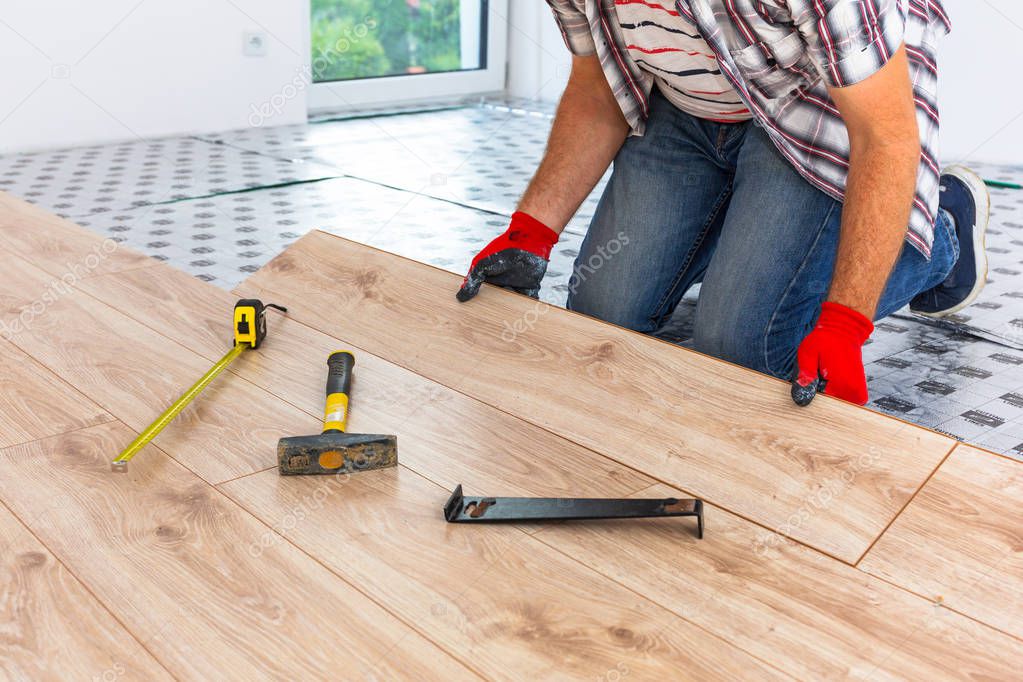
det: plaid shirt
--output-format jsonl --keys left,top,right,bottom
{"left": 546, "top": 0, "right": 951, "bottom": 257}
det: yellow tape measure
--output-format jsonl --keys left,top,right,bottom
{"left": 111, "top": 299, "right": 286, "bottom": 472}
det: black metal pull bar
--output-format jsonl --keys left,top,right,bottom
{"left": 443, "top": 485, "right": 704, "bottom": 539}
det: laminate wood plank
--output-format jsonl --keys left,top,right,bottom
{"left": 0, "top": 501, "right": 172, "bottom": 681}
{"left": 527, "top": 482, "right": 1023, "bottom": 680}
{"left": 78, "top": 260, "right": 653, "bottom": 499}
{"left": 220, "top": 464, "right": 784, "bottom": 680}
{"left": 237, "top": 231, "right": 956, "bottom": 562}
{"left": 0, "top": 252, "right": 312, "bottom": 484}
{"left": 0, "top": 338, "right": 110, "bottom": 448}
{"left": 0, "top": 422, "right": 476, "bottom": 680}
{"left": 0, "top": 192, "right": 150, "bottom": 278}
{"left": 859, "top": 444, "right": 1023, "bottom": 639}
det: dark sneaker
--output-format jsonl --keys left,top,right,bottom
{"left": 910, "top": 165, "right": 990, "bottom": 317}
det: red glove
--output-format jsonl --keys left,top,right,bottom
{"left": 792, "top": 302, "right": 874, "bottom": 406}
{"left": 456, "top": 211, "right": 559, "bottom": 302}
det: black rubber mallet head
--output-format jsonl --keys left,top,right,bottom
{"left": 277, "top": 351, "right": 397, "bottom": 475}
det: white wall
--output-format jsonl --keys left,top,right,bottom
{"left": 2, "top": 2, "right": 1016, "bottom": 162}
{"left": 0, "top": 0, "right": 309, "bottom": 154}
{"left": 505, "top": 2, "right": 570, "bottom": 104}
{"left": 506, "top": 0, "right": 1023, "bottom": 166}
{"left": 939, "top": 0, "right": 1023, "bottom": 165}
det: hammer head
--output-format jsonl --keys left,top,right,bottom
{"left": 277, "top": 432, "right": 397, "bottom": 475}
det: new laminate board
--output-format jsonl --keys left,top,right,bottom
{"left": 220, "top": 464, "right": 783, "bottom": 680}
{"left": 0, "top": 422, "right": 476, "bottom": 680}
{"left": 0, "top": 252, "right": 313, "bottom": 484}
{"left": 859, "top": 444, "right": 1023, "bottom": 639}
{"left": 529, "top": 483, "right": 1023, "bottom": 680}
{"left": 0, "top": 338, "right": 110, "bottom": 449}
{"left": 0, "top": 191, "right": 150, "bottom": 278}
{"left": 0, "top": 501, "right": 172, "bottom": 681}
{"left": 238, "top": 231, "right": 956, "bottom": 562}
{"left": 77, "top": 260, "right": 654, "bottom": 500}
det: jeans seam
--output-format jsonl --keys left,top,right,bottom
{"left": 943, "top": 210, "right": 960, "bottom": 265}
{"left": 762, "top": 200, "right": 840, "bottom": 377}
{"left": 651, "top": 181, "right": 733, "bottom": 323}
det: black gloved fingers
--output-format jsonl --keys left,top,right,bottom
{"left": 456, "top": 268, "right": 487, "bottom": 302}
{"left": 456, "top": 253, "right": 513, "bottom": 302}
{"left": 483, "top": 251, "right": 548, "bottom": 290}
{"left": 790, "top": 376, "right": 827, "bottom": 407}
{"left": 456, "top": 250, "right": 548, "bottom": 302}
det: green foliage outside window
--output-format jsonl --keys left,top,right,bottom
{"left": 311, "top": 0, "right": 466, "bottom": 82}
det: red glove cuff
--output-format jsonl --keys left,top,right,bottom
{"left": 815, "top": 301, "right": 874, "bottom": 346}
{"left": 462, "top": 211, "right": 559, "bottom": 285}
{"left": 504, "top": 211, "right": 559, "bottom": 259}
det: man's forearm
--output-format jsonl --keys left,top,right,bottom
{"left": 518, "top": 56, "right": 630, "bottom": 233}
{"left": 827, "top": 138, "right": 920, "bottom": 318}
{"left": 825, "top": 46, "right": 921, "bottom": 320}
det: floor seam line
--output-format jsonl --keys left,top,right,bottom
{"left": 853, "top": 439, "right": 959, "bottom": 566}
{"left": 0, "top": 416, "right": 117, "bottom": 453}
{"left": 0, "top": 420, "right": 115, "bottom": 455}
{"left": 213, "top": 465, "right": 277, "bottom": 486}
{"left": 856, "top": 567, "right": 1023, "bottom": 644}
{"left": 186, "top": 134, "right": 517, "bottom": 221}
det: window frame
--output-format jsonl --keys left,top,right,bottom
{"left": 307, "top": 0, "right": 508, "bottom": 112}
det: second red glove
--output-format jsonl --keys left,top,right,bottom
{"left": 793, "top": 301, "right": 874, "bottom": 405}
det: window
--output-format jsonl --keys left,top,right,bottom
{"left": 308, "top": 0, "right": 506, "bottom": 111}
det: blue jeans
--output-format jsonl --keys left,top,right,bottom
{"left": 566, "top": 88, "right": 959, "bottom": 380}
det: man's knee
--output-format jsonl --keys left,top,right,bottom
{"left": 692, "top": 311, "right": 795, "bottom": 379}
{"left": 567, "top": 278, "right": 660, "bottom": 334}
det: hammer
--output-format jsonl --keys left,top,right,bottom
{"left": 278, "top": 351, "right": 397, "bottom": 475}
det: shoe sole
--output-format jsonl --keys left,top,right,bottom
{"left": 914, "top": 164, "right": 990, "bottom": 319}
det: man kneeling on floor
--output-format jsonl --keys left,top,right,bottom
{"left": 456, "top": 0, "right": 989, "bottom": 406}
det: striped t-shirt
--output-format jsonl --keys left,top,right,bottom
{"left": 615, "top": 0, "right": 751, "bottom": 122}
{"left": 545, "top": 0, "right": 951, "bottom": 258}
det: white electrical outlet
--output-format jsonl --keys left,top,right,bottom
{"left": 243, "top": 31, "right": 268, "bottom": 57}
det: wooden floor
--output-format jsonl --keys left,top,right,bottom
{"left": 1, "top": 191, "right": 1021, "bottom": 680}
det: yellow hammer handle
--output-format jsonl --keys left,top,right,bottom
{"left": 323, "top": 351, "right": 354, "bottom": 433}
